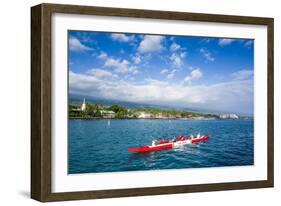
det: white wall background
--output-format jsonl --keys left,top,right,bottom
{"left": 0, "top": 0, "right": 279, "bottom": 205}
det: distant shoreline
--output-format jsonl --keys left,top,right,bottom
{"left": 69, "top": 102, "right": 252, "bottom": 120}
{"left": 68, "top": 116, "right": 252, "bottom": 120}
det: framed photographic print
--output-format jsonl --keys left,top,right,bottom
{"left": 31, "top": 3, "right": 274, "bottom": 202}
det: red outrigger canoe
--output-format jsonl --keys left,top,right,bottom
{"left": 128, "top": 135, "right": 209, "bottom": 153}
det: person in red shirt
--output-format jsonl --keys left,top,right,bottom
{"left": 175, "top": 135, "right": 186, "bottom": 141}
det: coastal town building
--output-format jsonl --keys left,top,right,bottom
{"left": 155, "top": 113, "right": 165, "bottom": 119}
{"left": 138, "top": 112, "right": 152, "bottom": 118}
{"left": 219, "top": 114, "right": 239, "bottom": 119}
{"left": 81, "top": 98, "right": 86, "bottom": 111}
{"left": 100, "top": 110, "right": 115, "bottom": 118}
{"left": 192, "top": 116, "right": 206, "bottom": 120}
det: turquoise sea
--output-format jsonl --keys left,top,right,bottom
{"left": 68, "top": 119, "right": 254, "bottom": 174}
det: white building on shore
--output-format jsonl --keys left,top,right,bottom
{"left": 219, "top": 114, "right": 239, "bottom": 119}
{"left": 100, "top": 110, "right": 115, "bottom": 118}
{"left": 138, "top": 112, "right": 152, "bottom": 118}
{"left": 81, "top": 98, "right": 86, "bottom": 111}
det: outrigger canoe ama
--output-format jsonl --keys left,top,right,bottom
{"left": 128, "top": 135, "right": 209, "bottom": 153}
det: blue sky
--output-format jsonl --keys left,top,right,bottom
{"left": 68, "top": 30, "right": 254, "bottom": 115}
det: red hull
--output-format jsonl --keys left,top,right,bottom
{"left": 191, "top": 135, "right": 209, "bottom": 143}
{"left": 128, "top": 143, "right": 173, "bottom": 153}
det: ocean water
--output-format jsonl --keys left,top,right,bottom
{"left": 68, "top": 119, "right": 254, "bottom": 174}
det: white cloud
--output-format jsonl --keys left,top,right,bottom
{"left": 160, "top": 69, "right": 169, "bottom": 74}
{"left": 184, "top": 68, "right": 203, "bottom": 84}
{"left": 132, "top": 55, "right": 141, "bottom": 64}
{"left": 86, "top": 68, "right": 113, "bottom": 78}
{"left": 111, "top": 33, "right": 134, "bottom": 42}
{"left": 132, "top": 70, "right": 139, "bottom": 75}
{"left": 169, "top": 42, "right": 186, "bottom": 68}
{"left": 69, "top": 37, "right": 92, "bottom": 52}
{"left": 180, "top": 52, "right": 187, "bottom": 58}
{"left": 69, "top": 70, "right": 253, "bottom": 114}
{"left": 231, "top": 69, "right": 253, "bottom": 80}
{"left": 97, "top": 51, "right": 108, "bottom": 60}
{"left": 199, "top": 48, "right": 215, "bottom": 62}
{"left": 166, "top": 69, "right": 177, "bottom": 79}
{"left": 170, "top": 53, "right": 183, "bottom": 68}
{"left": 170, "top": 43, "right": 181, "bottom": 52}
{"left": 138, "top": 35, "right": 164, "bottom": 53}
{"left": 218, "top": 38, "right": 236, "bottom": 46}
{"left": 104, "top": 57, "right": 137, "bottom": 74}
{"left": 69, "top": 71, "right": 100, "bottom": 92}
{"left": 144, "top": 78, "right": 169, "bottom": 86}
{"left": 96, "top": 52, "right": 138, "bottom": 74}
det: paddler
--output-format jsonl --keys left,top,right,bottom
{"left": 175, "top": 135, "right": 186, "bottom": 141}
{"left": 189, "top": 134, "right": 194, "bottom": 139}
